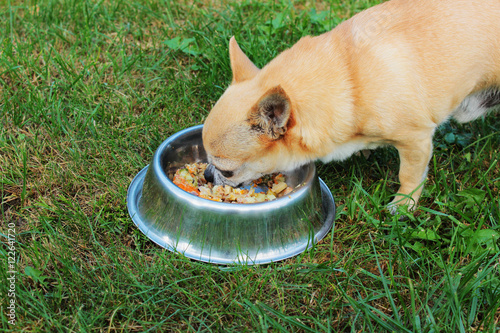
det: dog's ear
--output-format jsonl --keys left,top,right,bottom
{"left": 229, "top": 36, "right": 260, "bottom": 83}
{"left": 249, "top": 85, "right": 292, "bottom": 140}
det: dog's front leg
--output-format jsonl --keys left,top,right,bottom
{"left": 390, "top": 135, "right": 433, "bottom": 212}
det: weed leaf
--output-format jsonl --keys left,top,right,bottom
{"left": 164, "top": 37, "right": 200, "bottom": 56}
{"left": 24, "top": 266, "right": 48, "bottom": 286}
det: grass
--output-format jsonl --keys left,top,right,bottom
{"left": 1, "top": 0, "right": 499, "bottom": 331}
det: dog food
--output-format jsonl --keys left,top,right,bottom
{"left": 172, "top": 162, "right": 293, "bottom": 203}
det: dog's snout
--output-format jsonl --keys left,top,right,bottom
{"left": 204, "top": 164, "right": 215, "bottom": 183}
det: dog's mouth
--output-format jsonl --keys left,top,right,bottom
{"left": 204, "top": 163, "right": 263, "bottom": 188}
{"left": 203, "top": 164, "right": 216, "bottom": 183}
{"left": 204, "top": 164, "right": 244, "bottom": 187}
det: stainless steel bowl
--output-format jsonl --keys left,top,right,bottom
{"left": 127, "top": 125, "right": 335, "bottom": 265}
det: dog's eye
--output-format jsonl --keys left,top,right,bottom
{"left": 220, "top": 170, "right": 234, "bottom": 178}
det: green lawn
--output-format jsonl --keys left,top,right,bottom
{"left": 1, "top": 0, "right": 499, "bottom": 332}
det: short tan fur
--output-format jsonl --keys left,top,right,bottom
{"left": 203, "top": 0, "right": 500, "bottom": 210}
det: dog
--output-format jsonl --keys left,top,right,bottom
{"left": 202, "top": 0, "right": 500, "bottom": 211}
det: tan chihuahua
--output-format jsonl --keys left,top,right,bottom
{"left": 202, "top": 0, "right": 500, "bottom": 211}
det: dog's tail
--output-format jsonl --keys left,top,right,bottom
{"left": 452, "top": 87, "right": 500, "bottom": 123}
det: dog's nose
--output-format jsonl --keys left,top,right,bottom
{"left": 204, "top": 164, "right": 215, "bottom": 183}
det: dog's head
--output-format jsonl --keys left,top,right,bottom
{"left": 202, "top": 37, "right": 296, "bottom": 187}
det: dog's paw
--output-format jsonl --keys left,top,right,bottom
{"left": 387, "top": 195, "right": 417, "bottom": 216}
{"left": 386, "top": 202, "right": 399, "bottom": 215}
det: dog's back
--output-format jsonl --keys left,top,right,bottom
{"left": 338, "top": 0, "right": 500, "bottom": 127}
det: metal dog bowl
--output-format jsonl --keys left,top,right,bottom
{"left": 127, "top": 125, "right": 335, "bottom": 265}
